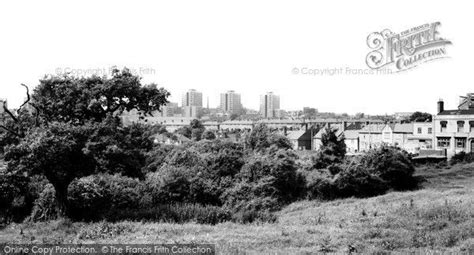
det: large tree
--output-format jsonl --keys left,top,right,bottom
{"left": 3, "top": 68, "right": 169, "bottom": 216}
{"left": 32, "top": 68, "right": 169, "bottom": 124}
{"left": 409, "top": 111, "right": 432, "bottom": 122}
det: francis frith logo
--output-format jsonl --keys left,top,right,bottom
{"left": 366, "top": 22, "right": 451, "bottom": 72}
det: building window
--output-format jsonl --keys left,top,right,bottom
{"left": 456, "top": 138, "right": 466, "bottom": 149}
{"left": 428, "top": 128, "right": 432, "bottom": 134}
{"left": 440, "top": 121, "right": 447, "bottom": 132}
{"left": 470, "top": 121, "right": 474, "bottom": 132}
{"left": 417, "top": 127, "right": 422, "bottom": 134}
{"left": 457, "top": 121, "right": 465, "bottom": 132}
{"left": 437, "top": 137, "right": 450, "bottom": 148}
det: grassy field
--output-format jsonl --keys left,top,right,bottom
{"left": 0, "top": 162, "right": 473, "bottom": 254}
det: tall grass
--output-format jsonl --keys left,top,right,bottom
{"left": 104, "top": 203, "right": 231, "bottom": 225}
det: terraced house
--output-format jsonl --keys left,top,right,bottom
{"left": 434, "top": 94, "right": 474, "bottom": 158}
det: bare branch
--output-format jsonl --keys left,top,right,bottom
{"left": 18, "top": 83, "right": 31, "bottom": 112}
{"left": 0, "top": 125, "right": 21, "bottom": 137}
{"left": 2, "top": 105, "right": 18, "bottom": 123}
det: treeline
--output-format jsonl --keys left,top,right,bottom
{"left": 0, "top": 69, "right": 418, "bottom": 225}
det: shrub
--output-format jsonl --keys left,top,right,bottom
{"left": 30, "top": 184, "right": 58, "bottom": 222}
{"left": 145, "top": 167, "right": 192, "bottom": 204}
{"left": 143, "top": 144, "right": 175, "bottom": 173}
{"left": 244, "top": 124, "right": 292, "bottom": 151}
{"left": 359, "top": 145, "right": 417, "bottom": 190}
{"left": 68, "top": 174, "right": 143, "bottom": 221}
{"left": 0, "top": 172, "right": 33, "bottom": 223}
{"left": 305, "top": 172, "right": 337, "bottom": 200}
{"left": 235, "top": 149, "right": 305, "bottom": 203}
{"left": 450, "top": 151, "right": 474, "bottom": 165}
{"left": 201, "top": 130, "right": 216, "bottom": 140}
{"left": 333, "top": 165, "right": 388, "bottom": 198}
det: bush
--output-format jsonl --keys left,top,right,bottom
{"left": 333, "top": 165, "right": 388, "bottom": 198}
{"left": 235, "top": 149, "right": 305, "bottom": 203}
{"left": 68, "top": 174, "right": 143, "bottom": 221}
{"left": 0, "top": 172, "right": 35, "bottom": 223}
{"left": 145, "top": 167, "right": 192, "bottom": 204}
{"left": 359, "top": 145, "right": 417, "bottom": 190}
{"left": 305, "top": 172, "right": 337, "bottom": 200}
{"left": 450, "top": 151, "right": 474, "bottom": 165}
{"left": 30, "top": 184, "right": 58, "bottom": 222}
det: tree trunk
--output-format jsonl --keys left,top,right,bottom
{"left": 52, "top": 182, "right": 70, "bottom": 218}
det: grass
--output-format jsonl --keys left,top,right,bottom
{"left": 0, "top": 162, "right": 473, "bottom": 254}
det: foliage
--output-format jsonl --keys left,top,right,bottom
{"left": 202, "top": 130, "right": 216, "bottom": 140}
{"left": 244, "top": 124, "right": 291, "bottom": 151}
{"left": 83, "top": 118, "right": 155, "bottom": 178}
{"left": 359, "top": 145, "right": 417, "bottom": 190}
{"left": 144, "top": 167, "right": 193, "bottom": 205}
{"left": 67, "top": 174, "right": 143, "bottom": 221}
{"left": 143, "top": 144, "right": 175, "bottom": 173}
{"left": 223, "top": 149, "right": 305, "bottom": 216}
{"left": 2, "top": 68, "right": 169, "bottom": 218}
{"left": 0, "top": 172, "right": 31, "bottom": 223}
{"left": 310, "top": 127, "right": 346, "bottom": 169}
{"left": 29, "top": 184, "right": 58, "bottom": 222}
{"left": 32, "top": 68, "right": 170, "bottom": 124}
{"left": 5, "top": 122, "right": 96, "bottom": 215}
{"left": 409, "top": 111, "right": 432, "bottom": 122}
{"left": 332, "top": 165, "right": 388, "bottom": 198}
{"left": 449, "top": 152, "right": 474, "bottom": 165}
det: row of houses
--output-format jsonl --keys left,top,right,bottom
{"left": 287, "top": 93, "right": 474, "bottom": 158}
{"left": 287, "top": 122, "right": 432, "bottom": 154}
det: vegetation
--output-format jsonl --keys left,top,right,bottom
{"left": 1, "top": 162, "right": 472, "bottom": 253}
{"left": 1, "top": 69, "right": 469, "bottom": 253}
{"left": 450, "top": 151, "right": 474, "bottom": 165}
{"left": 409, "top": 111, "right": 432, "bottom": 122}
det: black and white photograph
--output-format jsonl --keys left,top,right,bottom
{"left": 0, "top": 1, "right": 473, "bottom": 254}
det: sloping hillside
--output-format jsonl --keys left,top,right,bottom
{"left": 1, "top": 163, "right": 473, "bottom": 254}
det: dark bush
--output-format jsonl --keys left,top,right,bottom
{"left": 333, "top": 165, "right": 388, "bottom": 198}
{"left": 449, "top": 151, "right": 474, "bottom": 165}
{"left": 305, "top": 172, "right": 337, "bottom": 200}
{"left": 0, "top": 171, "right": 48, "bottom": 223}
{"left": 68, "top": 174, "right": 143, "bottom": 220}
{"left": 145, "top": 167, "right": 192, "bottom": 204}
{"left": 236, "top": 149, "right": 305, "bottom": 203}
{"left": 359, "top": 145, "right": 417, "bottom": 190}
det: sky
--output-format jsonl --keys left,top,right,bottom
{"left": 0, "top": 0, "right": 472, "bottom": 115}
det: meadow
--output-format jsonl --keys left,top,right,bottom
{"left": 1, "top": 162, "right": 473, "bottom": 254}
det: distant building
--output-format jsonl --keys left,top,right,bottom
{"left": 287, "top": 129, "right": 313, "bottom": 150}
{"left": 182, "top": 89, "right": 202, "bottom": 118}
{"left": 182, "top": 89, "right": 203, "bottom": 107}
{"left": 160, "top": 102, "right": 179, "bottom": 117}
{"left": 182, "top": 106, "right": 200, "bottom": 118}
{"left": 344, "top": 130, "right": 360, "bottom": 153}
{"left": 381, "top": 123, "right": 413, "bottom": 148}
{"left": 405, "top": 122, "right": 434, "bottom": 154}
{"left": 0, "top": 98, "right": 6, "bottom": 114}
{"left": 153, "top": 133, "right": 190, "bottom": 146}
{"left": 220, "top": 90, "right": 242, "bottom": 114}
{"left": 260, "top": 92, "right": 280, "bottom": 118}
{"left": 358, "top": 124, "right": 386, "bottom": 151}
{"left": 434, "top": 95, "right": 474, "bottom": 158}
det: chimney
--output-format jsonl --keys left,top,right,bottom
{"left": 437, "top": 99, "right": 444, "bottom": 114}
